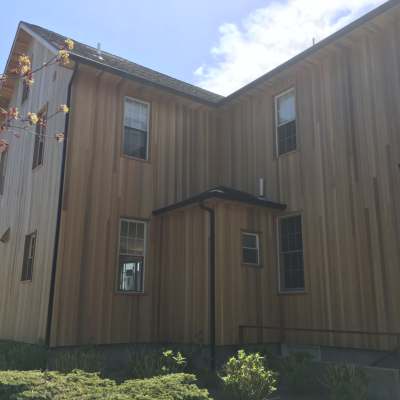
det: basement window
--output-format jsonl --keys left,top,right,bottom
{"left": 279, "top": 215, "right": 305, "bottom": 292}
{"left": 275, "top": 88, "right": 297, "bottom": 155}
{"left": 21, "top": 231, "right": 37, "bottom": 281}
{"left": 118, "top": 218, "right": 146, "bottom": 293}
{"left": 123, "top": 97, "right": 150, "bottom": 160}
{"left": 242, "top": 232, "right": 260, "bottom": 266}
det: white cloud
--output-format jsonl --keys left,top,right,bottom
{"left": 195, "top": 0, "right": 385, "bottom": 96}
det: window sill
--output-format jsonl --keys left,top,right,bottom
{"left": 242, "top": 263, "right": 263, "bottom": 268}
{"left": 121, "top": 154, "right": 151, "bottom": 164}
{"left": 278, "top": 290, "right": 307, "bottom": 296}
{"left": 32, "top": 164, "right": 44, "bottom": 173}
{"left": 114, "top": 291, "right": 148, "bottom": 297}
{"left": 20, "top": 280, "right": 33, "bottom": 285}
{"left": 277, "top": 149, "right": 298, "bottom": 158}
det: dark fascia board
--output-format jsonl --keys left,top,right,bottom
{"left": 69, "top": 53, "right": 219, "bottom": 107}
{"left": 153, "top": 189, "right": 286, "bottom": 216}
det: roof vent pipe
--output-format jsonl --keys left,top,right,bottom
{"left": 258, "top": 177, "right": 265, "bottom": 198}
{"left": 96, "top": 43, "right": 104, "bottom": 60}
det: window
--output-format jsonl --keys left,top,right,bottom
{"left": 118, "top": 219, "right": 146, "bottom": 292}
{"left": 275, "top": 89, "right": 296, "bottom": 155}
{"left": 242, "top": 232, "right": 260, "bottom": 265}
{"left": 279, "top": 215, "right": 304, "bottom": 292}
{"left": 21, "top": 79, "right": 30, "bottom": 104}
{"left": 21, "top": 232, "right": 36, "bottom": 281}
{"left": 32, "top": 109, "right": 46, "bottom": 169}
{"left": 0, "top": 149, "right": 8, "bottom": 195}
{"left": 123, "top": 97, "right": 150, "bottom": 160}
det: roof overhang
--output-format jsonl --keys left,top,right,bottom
{"left": 153, "top": 186, "right": 286, "bottom": 216}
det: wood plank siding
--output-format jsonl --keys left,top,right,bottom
{"left": 0, "top": 37, "right": 73, "bottom": 343}
{"left": 2, "top": 3, "right": 400, "bottom": 352}
{"left": 213, "top": 10, "right": 400, "bottom": 350}
{"left": 49, "top": 65, "right": 218, "bottom": 346}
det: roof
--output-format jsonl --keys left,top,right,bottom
{"left": 152, "top": 186, "right": 286, "bottom": 215}
{"left": 5, "top": 0, "right": 400, "bottom": 107}
{"left": 21, "top": 22, "right": 223, "bottom": 105}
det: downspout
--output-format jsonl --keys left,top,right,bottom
{"left": 45, "top": 62, "right": 78, "bottom": 346}
{"left": 200, "top": 202, "right": 216, "bottom": 370}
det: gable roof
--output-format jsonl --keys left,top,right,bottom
{"left": 21, "top": 22, "right": 223, "bottom": 105}
{"left": 3, "top": 0, "right": 399, "bottom": 109}
{"left": 153, "top": 186, "right": 286, "bottom": 215}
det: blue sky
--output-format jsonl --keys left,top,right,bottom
{"left": 1, "top": 0, "right": 385, "bottom": 95}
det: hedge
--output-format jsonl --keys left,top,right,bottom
{"left": 0, "top": 370, "right": 212, "bottom": 400}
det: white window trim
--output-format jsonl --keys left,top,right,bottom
{"left": 242, "top": 231, "right": 261, "bottom": 266}
{"left": 277, "top": 213, "right": 305, "bottom": 294}
{"left": 122, "top": 96, "right": 151, "bottom": 161}
{"left": 116, "top": 217, "right": 147, "bottom": 294}
{"left": 274, "top": 87, "right": 297, "bottom": 157}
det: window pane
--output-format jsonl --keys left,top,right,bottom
{"left": 278, "top": 91, "right": 295, "bottom": 125}
{"left": 124, "top": 99, "right": 148, "bottom": 131}
{"left": 243, "top": 248, "right": 259, "bottom": 265}
{"left": 278, "top": 120, "right": 296, "bottom": 155}
{"left": 280, "top": 216, "right": 304, "bottom": 290}
{"left": 118, "top": 255, "right": 144, "bottom": 292}
{"left": 21, "top": 233, "right": 36, "bottom": 281}
{"left": 242, "top": 233, "right": 257, "bottom": 249}
{"left": 123, "top": 127, "right": 147, "bottom": 159}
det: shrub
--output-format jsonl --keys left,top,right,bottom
{"left": 0, "top": 341, "right": 47, "bottom": 370}
{"left": 220, "top": 350, "right": 277, "bottom": 400}
{"left": 128, "top": 349, "right": 186, "bottom": 378}
{"left": 50, "top": 346, "right": 105, "bottom": 373}
{"left": 0, "top": 370, "right": 211, "bottom": 400}
{"left": 323, "top": 364, "right": 369, "bottom": 400}
{"left": 280, "top": 351, "right": 316, "bottom": 393}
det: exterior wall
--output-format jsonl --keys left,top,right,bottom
{"left": 0, "top": 38, "right": 72, "bottom": 343}
{"left": 49, "top": 65, "right": 218, "bottom": 346}
{"left": 214, "top": 14, "right": 400, "bottom": 350}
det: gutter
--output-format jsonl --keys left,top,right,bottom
{"left": 200, "top": 202, "right": 216, "bottom": 370}
{"left": 45, "top": 62, "right": 78, "bottom": 346}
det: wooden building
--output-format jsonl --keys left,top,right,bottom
{"left": 1, "top": 0, "right": 400, "bottom": 355}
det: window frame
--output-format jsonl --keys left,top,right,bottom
{"left": 122, "top": 96, "right": 151, "bottom": 162}
{"left": 277, "top": 213, "right": 305, "bottom": 294}
{"left": 116, "top": 217, "right": 148, "bottom": 294}
{"left": 32, "top": 105, "right": 47, "bottom": 170}
{"left": 21, "top": 231, "right": 37, "bottom": 282}
{"left": 274, "top": 87, "right": 297, "bottom": 157}
{"left": 0, "top": 148, "right": 8, "bottom": 196}
{"left": 241, "top": 231, "right": 261, "bottom": 267}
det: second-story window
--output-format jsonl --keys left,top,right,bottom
{"left": 32, "top": 109, "right": 46, "bottom": 169}
{"left": 275, "top": 88, "right": 296, "bottom": 155}
{"left": 21, "top": 80, "right": 30, "bottom": 104}
{"left": 0, "top": 148, "right": 8, "bottom": 195}
{"left": 123, "top": 97, "right": 149, "bottom": 160}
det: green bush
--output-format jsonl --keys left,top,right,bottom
{"left": 280, "top": 351, "right": 316, "bottom": 393}
{"left": 51, "top": 346, "right": 105, "bottom": 373}
{"left": 220, "top": 350, "right": 277, "bottom": 400}
{"left": 0, "top": 341, "right": 47, "bottom": 371}
{"left": 128, "top": 349, "right": 186, "bottom": 378}
{"left": 0, "top": 369, "right": 211, "bottom": 400}
{"left": 323, "top": 364, "right": 369, "bottom": 400}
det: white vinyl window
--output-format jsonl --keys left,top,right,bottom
{"left": 123, "top": 97, "right": 150, "bottom": 160}
{"left": 242, "top": 232, "right": 260, "bottom": 266}
{"left": 275, "top": 88, "right": 297, "bottom": 155}
{"left": 118, "top": 218, "right": 146, "bottom": 292}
